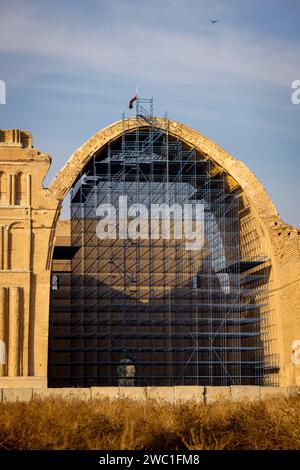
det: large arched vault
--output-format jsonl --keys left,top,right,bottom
{"left": 50, "top": 118, "right": 277, "bottom": 219}
{"left": 0, "top": 119, "right": 299, "bottom": 390}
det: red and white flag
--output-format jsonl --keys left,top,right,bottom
{"left": 129, "top": 94, "right": 138, "bottom": 109}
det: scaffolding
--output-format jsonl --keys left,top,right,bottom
{"left": 48, "top": 99, "right": 279, "bottom": 387}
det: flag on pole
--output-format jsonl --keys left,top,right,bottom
{"left": 129, "top": 94, "right": 138, "bottom": 109}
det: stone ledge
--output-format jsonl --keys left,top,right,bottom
{"left": 34, "top": 387, "right": 91, "bottom": 400}
{"left": 119, "top": 387, "right": 147, "bottom": 401}
{"left": 3, "top": 388, "right": 33, "bottom": 402}
{"left": 287, "top": 386, "right": 300, "bottom": 396}
{"left": 0, "top": 386, "right": 298, "bottom": 403}
{"left": 175, "top": 386, "right": 204, "bottom": 403}
{"left": 259, "top": 386, "right": 289, "bottom": 399}
{"left": 147, "top": 386, "right": 175, "bottom": 402}
{"left": 230, "top": 385, "right": 260, "bottom": 401}
{"left": 91, "top": 387, "right": 120, "bottom": 400}
{"left": 205, "top": 386, "right": 231, "bottom": 403}
{"left": 0, "top": 377, "right": 47, "bottom": 389}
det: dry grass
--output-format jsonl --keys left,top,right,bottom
{"left": 0, "top": 395, "right": 300, "bottom": 450}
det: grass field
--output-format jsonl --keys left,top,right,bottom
{"left": 0, "top": 395, "right": 299, "bottom": 450}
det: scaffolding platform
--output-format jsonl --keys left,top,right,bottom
{"left": 48, "top": 98, "right": 279, "bottom": 387}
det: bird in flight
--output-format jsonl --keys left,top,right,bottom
{"left": 210, "top": 19, "right": 218, "bottom": 23}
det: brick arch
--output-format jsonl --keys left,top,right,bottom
{"left": 48, "top": 118, "right": 278, "bottom": 220}
{"left": 46, "top": 117, "right": 300, "bottom": 387}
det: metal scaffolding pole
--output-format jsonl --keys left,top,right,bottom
{"left": 48, "top": 98, "right": 279, "bottom": 387}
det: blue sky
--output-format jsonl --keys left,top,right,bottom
{"left": 0, "top": 0, "right": 299, "bottom": 224}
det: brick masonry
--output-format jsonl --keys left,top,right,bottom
{"left": 0, "top": 121, "right": 299, "bottom": 390}
{"left": 0, "top": 386, "right": 299, "bottom": 403}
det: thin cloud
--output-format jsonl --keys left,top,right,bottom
{"left": 0, "top": 4, "right": 299, "bottom": 88}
